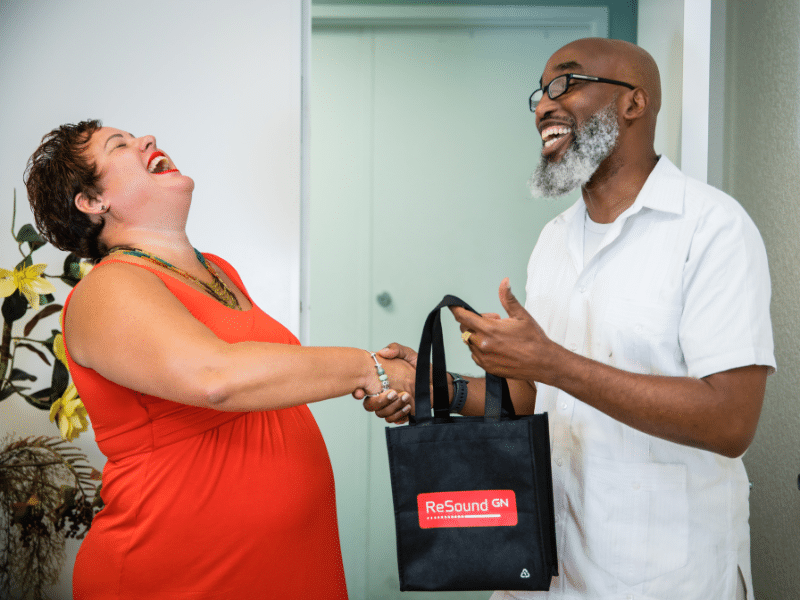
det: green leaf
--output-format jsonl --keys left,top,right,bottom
{"left": 2, "top": 384, "right": 30, "bottom": 398}
{"left": 0, "top": 385, "right": 19, "bottom": 401}
{"left": 49, "top": 360, "right": 70, "bottom": 401}
{"left": 28, "top": 239, "right": 47, "bottom": 252}
{"left": 63, "top": 253, "right": 80, "bottom": 275}
{"left": 16, "top": 342, "right": 52, "bottom": 366}
{"left": 16, "top": 224, "right": 44, "bottom": 244}
{"left": 14, "top": 255, "right": 33, "bottom": 270}
{"left": 26, "top": 387, "right": 53, "bottom": 410}
{"left": 60, "top": 253, "right": 85, "bottom": 287}
{"left": 60, "top": 275, "right": 81, "bottom": 288}
{"left": 43, "top": 330, "right": 60, "bottom": 357}
{"left": 9, "top": 368, "right": 37, "bottom": 382}
{"left": 1, "top": 290, "right": 29, "bottom": 323}
{"left": 39, "top": 293, "right": 55, "bottom": 307}
{"left": 23, "top": 303, "right": 63, "bottom": 336}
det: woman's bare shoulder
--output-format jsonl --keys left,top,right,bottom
{"left": 72, "top": 260, "right": 168, "bottom": 303}
{"left": 65, "top": 261, "right": 196, "bottom": 366}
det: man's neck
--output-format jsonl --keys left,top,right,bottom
{"left": 581, "top": 152, "right": 659, "bottom": 224}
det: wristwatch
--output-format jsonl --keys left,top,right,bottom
{"left": 448, "top": 372, "right": 469, "bottom": 414}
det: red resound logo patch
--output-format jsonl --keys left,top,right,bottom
{"left": 417, "top": 490, "right": 518, "bottom": 529}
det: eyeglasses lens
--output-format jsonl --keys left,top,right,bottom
{"left": 548, "top": 75, "right": 568, "bottom": 99}
{"left": 531, "top": 75, "right": 569, "bottom": 110}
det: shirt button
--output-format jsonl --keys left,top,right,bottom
{"left": 632, "top": 482, "right": 641, "bottom": 491}
{"left": 579, "top": 286, "right": 586, "bottom": 293}
{"left": 626, "top": 596, "right": 634, "bottom": 600}
{"left": 634, "top": 324, "right": 643, "bottom": 333}
{"left": 560, "top": 402, "right": 568, "bottom": 411}
{"left": 556, "top": 458, "right": 563, "bottom": 467}
{"left": 569, "top": 343, "right": 577, "bottom": 351}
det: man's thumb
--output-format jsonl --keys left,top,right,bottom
{"left": 377, "top": 345, "right": 400, "bottom": 359}
{"left": 499, "top": 278, "right": 527, "bottom": 319}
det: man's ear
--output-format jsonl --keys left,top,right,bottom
{"left": 620, "top": 87, "right": 649, "bottom": 122}
{"left": 75, "top": 192, "right": 107, "bottom": 216}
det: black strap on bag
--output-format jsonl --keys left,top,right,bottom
{"left": 412, "top": 294, "right": 513, "bottom": 424}
{"left": 385, "top": 295, "right": 558, "bottom": 592}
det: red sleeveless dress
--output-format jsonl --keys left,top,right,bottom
{"left": 66, "top": 255, "right": 348, "bottom": 600}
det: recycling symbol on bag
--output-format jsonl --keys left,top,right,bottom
{"left": 520, "top": 569, "right": 531, "bottom": 578}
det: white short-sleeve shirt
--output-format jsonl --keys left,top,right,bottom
{"left": 497, "top": 157, "right": 775, "bottom": 600}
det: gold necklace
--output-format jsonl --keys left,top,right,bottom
{"left": 107, "top": 247, "right": 242, "bottom": 310}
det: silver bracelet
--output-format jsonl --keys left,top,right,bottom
{"left": 364, "top": 352, "right": 390, "bottom": 398}
{"left": 448, "top": 372, "right": 469, "bottom": 414}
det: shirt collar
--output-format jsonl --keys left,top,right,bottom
{"left": 555, "top": 155, "right": 685, "bottom": 228}
{"left": 633, "top": 155, "right": 685, "bottom": 216}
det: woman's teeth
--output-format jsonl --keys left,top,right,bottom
{"left": 148, "top": 156, "right": 170, "bottom": 173}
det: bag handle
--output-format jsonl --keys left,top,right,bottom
{"left": 411, "top": 295, "right": 515, "bottom": 425}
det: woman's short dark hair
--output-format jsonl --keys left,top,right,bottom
{"left": 24, "top": 119, "right": 107, "bottom": 261}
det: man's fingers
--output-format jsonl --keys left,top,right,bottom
{"left": 450, "top": 306, "right": 484, "bottom": 331}
{"left": 362, "top": 390, "right": 413, "bottom": 418}
{"left": 377, "top": 342, "right": 418, "bottom": 368}
{"left": 377, "top": 344, "right": 400, "bottom": 359}
{"left": 498, "top": 277, "right": 529, "bottom": 320}
{"left": 373, "top": 393, "right": 413, "bottom": 421}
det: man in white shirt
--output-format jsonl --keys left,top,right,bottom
{"left": 369, "top": 38, "right": 775, "bottom": 599}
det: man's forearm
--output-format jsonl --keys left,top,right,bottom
{"left": 458, "top": 376, "right": 536, "bottom": 417}
{"left": 540, "top": 345, "right": 767, "bottom": 458}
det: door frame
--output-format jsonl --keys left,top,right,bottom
{"left": 300, "top": 0, "right": 714, "bottom": 343}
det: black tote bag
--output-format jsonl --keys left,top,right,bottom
{"left": 385, "top": 295, "right": 558, "bottom": 592}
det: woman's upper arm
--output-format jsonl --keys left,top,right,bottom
{"left": 65, "top": 264, "right": 229, "bottom": 405}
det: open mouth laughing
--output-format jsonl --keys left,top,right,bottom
{"left": 540, "top": 124, "right": 573, "bottom": 154}
{"left": 147, "top": 151, "right": 178, "bottom": 175}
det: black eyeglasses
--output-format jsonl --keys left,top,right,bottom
{"left": 529, "top": 73, "right": 635, "bottom": 111}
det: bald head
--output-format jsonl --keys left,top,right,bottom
{"left": 546, "top": 38, "right": 662, "bottom": 117}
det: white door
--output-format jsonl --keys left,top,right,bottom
{"left": 309, "top": 10, "right": 606, "bottom": 599}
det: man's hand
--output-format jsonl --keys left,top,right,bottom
{"left": 451, "top": 278, "right": 555, "bottom": 381}
{"left": 377, "top": 342, "right": 418, "bottom": 369}
{"left": 362, "top": 389, "right": 413, "bottom": 424}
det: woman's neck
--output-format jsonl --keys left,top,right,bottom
{"left": 104, "top": 229, "right": 199, "bottom": 267}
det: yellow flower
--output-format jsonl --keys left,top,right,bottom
{"left": 0, "top": 268, "right": 15, "bottom": 298}
{"left": 53, "top": 333, "right": 68, "bottom": 368}
{"left": 0, "top": 263, "right": 56, "bottom": 311}
{"left": 49, "top": 384, "right": 89, "bottom": 441}
{"left": 78, "top": 261, "right": 93, "bottom": 278}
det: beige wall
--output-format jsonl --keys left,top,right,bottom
{"left": 722, "top": 1, "right": 800, "bottom": 597}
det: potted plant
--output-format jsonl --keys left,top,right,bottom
{"left": 0, "top": 191, "right": 102, "bottom": 600}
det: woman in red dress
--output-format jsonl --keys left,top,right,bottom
{"left": 24, "top": 120, "right": 414, "bottom": 600}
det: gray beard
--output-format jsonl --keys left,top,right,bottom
{"left": 528, "top": 102, "right": 620, "bottom": 199}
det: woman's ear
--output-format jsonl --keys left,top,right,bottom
{"left": 75, "top": 192, "right": 108, "bottom": 217}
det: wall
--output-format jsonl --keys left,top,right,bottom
{"left": 0, "top": 1, "right": 304, "bottom": 597}
{"left": 723, "top": 1, "right": 800, "bottom": 597}
{"left": 637, "top": 0, "right": 684, "bottom": 164}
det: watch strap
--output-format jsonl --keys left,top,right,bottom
{"left": 448, "top": 372, "right": 469, "bottom": 414}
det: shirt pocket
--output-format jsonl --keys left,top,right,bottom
{"left": 603, "top": 300, "right": 682, "bottom": 375}
{"left": 584, "top": 456, "right": 689, "bottom": 586}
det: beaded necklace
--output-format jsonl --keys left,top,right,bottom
{"left": 107, "top": 247, "right": 242, "bottom": 310}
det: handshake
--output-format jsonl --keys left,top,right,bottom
{"left": 356, "top": 342, "right": 421, "bottom": 426}
{"left": 354, "top": 279, "right": 544, "bottom": 425}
